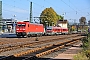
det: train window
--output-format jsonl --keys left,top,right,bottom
{"left": 63, "top": 29, "right": 65, "bottom": 31}
{"left": 47, "top": 29, "right": 52, "bottom": 30}
{"left": 63, "top": 29, "right": 67, "bottom": 31}
{"left": 58, "top": 29, "right": 60, "bottom": 31}
{"left": 17, "top": 24, "right": 26, "bottom": 26}
{"left": 17, "top": 24, "right": 22, "bottom": 26}
{"left": 22, "top": 24, "right": 26, "bottom": 26}
{"left": 28, "top": 24, "right": 29, "bottom": 27}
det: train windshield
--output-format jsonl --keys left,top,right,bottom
{"left": 47, "top": 26, "right": 52, "bottom": 30}
{"left": 17, "top": 24, "right": 26, "bottom": 27}
{"left": 47, "top": 29, "right": 52, "bottom": 30}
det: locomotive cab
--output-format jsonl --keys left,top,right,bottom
{"left": 46, "top": 26, "right": 62, "bottom": 35}
{"left": 46, "top": 27, "right": 53, "bottom": 35}
{"left": 16, "top": 22, "right": 27, "bottom": 37}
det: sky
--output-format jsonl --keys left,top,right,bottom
{"left": 1, "top": 0, "right": 90, "bottom": 23}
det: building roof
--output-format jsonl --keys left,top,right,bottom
{"left": 2, "top": 19, "right": 13, "bottom": 21}
{"left": 57, "top": 20, "right": 68, "bottom": 23}
{"left": 2, "top": 19, "right": 17, "bottom": 22}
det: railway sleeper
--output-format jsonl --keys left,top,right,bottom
{"left": 14, "top": 40, "right": 77, "bottom": 57}
{"left": 36, "top": 40, "right": 80, "bottom": 57}
{"left": 0, "top": 39, "right": 82, "bottom": 60}
{"left": 65, "top": 40, "right": 80, "bottom": 46}
{"left": 0, "top": 35, "right": 81, "bottom": 50}
{"left": 36, "top": 45, "right": 65, "bottom": 57}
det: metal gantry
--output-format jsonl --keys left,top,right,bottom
{"left": 0, "top": 1, "right": 2, "bottom": 32}
{"left": 30, "top": 2, "right": 32, "bottom": 23}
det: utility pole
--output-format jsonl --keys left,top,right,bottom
{"left": 30, "top": 2, "right": 32, "bottom": 23}
{"left": 0, "top": 1, "right": 2, "bottom": 32}
{"left": 13, "top": 15, "right": 16, "bottom": 33}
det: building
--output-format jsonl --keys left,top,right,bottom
{"left": 57, "top": 20, "right": 68, "bottom": 28}
{"left": 1, "top": 18, "right": 17, "bottom": 33}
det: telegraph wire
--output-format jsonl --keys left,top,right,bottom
{"left": 3, "top": 3, "right": 29, "bottom": 12}
{"left": 60, "top": 0, "right": 90, "bottom": 22}
{"left": 61, "top": 0, "right": 76, "bottom": 12}
{"left": 26, "top": 0, "right": 46, "bottom": 9}
{"left": 3, "top": 0, "right": 40, "bottom": 19}
{"left": 43, "top": 0, "right": 60, "bottom": 9}
{"left": 2, "top": 0, "right": 90, "bottom": 21}
{"left": 43, "top": 0, "right": 76, "bottom": 19}
{"left": 62, "top": 0, "right": 90, "bottom": 16}
{"left": 68, "top": 0, "right": 90, "bottom": 17}
{"left": 25, "top": 0, "right": 46, "bottom": 17}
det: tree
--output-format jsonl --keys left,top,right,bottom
{"left": 57, "top": 15, "right": 63, "bottom": 20}
{"left": 79, "top": 17, "right": 86, "bottom": 25}
{"left": 79, "top": 17, "right": 86, "bottom": 31}
{"left": 40, "top": 7, "right": 62, "bottom": 26}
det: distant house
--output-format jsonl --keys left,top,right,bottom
{"left": 57, "top": 20, "right": 68, "bottom": 28}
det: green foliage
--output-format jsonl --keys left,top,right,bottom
{"left": 72, "top": 27, "right": 75, "bottom": 31}
{"left": 80, "top": 33, "right": 90, "bottom": 60}
{"left": 73, "top": 52, "right": 88, "bottom": 60}
{"left": 84, "top": 50, "right": 90, "bottom": 59}
{"left": 57, "top": 14, "right": 63, "bottom": 20}
{"left": 74, "top": 33, "right": 90, "bottom": 60}
{"left": 83, "top": 33, "right": 90, "bottom": 60}
{"left": 82, "top": 37, "right": 89, "bottom": 50}
{"left": 40, "top": 7, "right": 62, "bottom": 26}
{"left": 87, "top": 33, "right": 90, "bottom": 49}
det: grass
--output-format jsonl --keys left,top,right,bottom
{"left": 73, "top": 52, "right": 88, "bottom": 60}
{"left": 73, "top": 33, "right": 90, "bottom": 60}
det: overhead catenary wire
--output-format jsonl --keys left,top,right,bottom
{"left": 43, "top": 0, "right": 77, "bottom": 19}
{"left": 68, "top": 0, "right": 90, "bottom": 17}
{"left": 26, "top": 0, "right": 46, "bottom": 9}
{"left": 61, "top": 0, "right": 76, "bottom": 12}
{"left": 3, "top": 0, "right": 41, "bottom": 20}
{"left": 61, "top": 0, "right": 90, "bottom": 22}
{"left": 25, "top": 0, "right": 47, "bottom": 18}
{"left": 2, "top": 0, "right": 90, "bottom": 21}
{"left": 3, "top": 3, "right": 29, "bottom": 12}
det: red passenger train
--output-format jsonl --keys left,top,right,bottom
{"left": 16, "top": 21, "right": 44, "bottom": 37}
{"left": 46, "top": 26, "right": 68, "bottom": 35}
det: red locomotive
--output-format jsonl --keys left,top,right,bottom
{"left": 16, "top": 21, "right": 44, "bottom": 37}
{"left": 46, "top": 26, "right": 68, "bottom": 35}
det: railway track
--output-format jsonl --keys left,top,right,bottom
{"left": 0, "top": 34, "right": 80, "bottom": 53}
{"left": 0, "top": 34, "right": 80, "bottom": 45}
{"left": 0, "top": 35, "right": 86, "bottom": 60}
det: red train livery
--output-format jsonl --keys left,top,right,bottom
{"left": 16, "top": 21, "right": 44, "bottom": 37}
{"left": 46, "top": 26, "right": 68, "bottom": 35}
{"left": 16, "top": 21, "right": 68, "bottom": 37}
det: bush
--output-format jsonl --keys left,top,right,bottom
{"left": 73, "top": 52, "right": 88, "bottom": 60}
{"left": 84, "top": 50, "right": 90, "bottom": 59}
{"left": 82, "top": 38, "right": 89, "bottom": 50}
{"left": 73, "top": 33, "right": 89, "bottom": 60}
